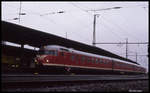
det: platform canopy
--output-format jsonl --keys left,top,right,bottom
{"left": 2, "top": 21, "right": 139, "bottom": 64}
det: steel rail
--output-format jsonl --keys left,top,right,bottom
{"left": 2, "top": 74, "right": 148, "bottom": 83}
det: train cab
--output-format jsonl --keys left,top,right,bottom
{"left": 35, "top": 46, "right": 58, "bottom": 65}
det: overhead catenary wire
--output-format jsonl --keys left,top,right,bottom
{"left": 96, "top": 17, "right": 125, "bottom": 41}
{"left": 69, "top": 3, "right": 148, "bottom": 44}
{"left": 72, "top": 3, "right": 148, "bottom": 42}
{"left": 3, "top": 2, "right": 148, "bottom": 48}
{"left": 37, "top": 3, "right": 93, "bottom": 41}
{"left": 69, "top": 3, "right": 93, "bottom": 16}
{"left": 18, "top": 1, "right": 22, "bottom": 24}
{"left": 4, "top": 3, "right": 58, "bottom": 24}
{"left": 4, "top": 3, "right": 92, "bottom": 44}
{"left": 69, "top": 4, "right": 123, "bottom": 46}
{"left": 79, "top": 3, "right": 148, "bottom": 42}
{"left": 68, "top": 3, "right": 132, "bottom": 46}
{"left": 97, "top": 5, "right": 148, "bottom": 42}
{"left": 100, "top": 15, "right": 141, "bottom": 41}
{"left": 86, "top": 4, "right": 147, "bottom": 61}
{"left": 69, "top": 3, "right": 148, "bottom": 53}
{"left": 69, "top": 3, "right": 129, "bottom": 56}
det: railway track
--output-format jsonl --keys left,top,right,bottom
{"left": 2, "top": 74, "right": 148, "bottom": 92}
{"left": 2, "top": 74, "right": 148, "bottom": 83}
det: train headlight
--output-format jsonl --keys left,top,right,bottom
{"left": 12, "top": 65, "right": 15, "bottom": 67}
{"left": 46, "top": 60, "right": 49, "bottom": 62}
{"left": 35, "top": 59, "right": 37, "bottom": 62}
{"left": 16, "top": 65, "right": 19, "bottom": 68}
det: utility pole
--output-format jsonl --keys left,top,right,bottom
{"left": 86, "top": 7, "right": 122, "bottom": 46}
{"left": 148, "top": 44, "right": 149, "bottom": 58}
{"left": 136, "top": 52, "right": 137, "bottom": 62}
{"left": 95, "top": 41, "right": 148, "bottom": 59}
{"left": 12, "top": 2, "right": 26, "bottom": 22}
{"left": 126, "top": 38, "right": 128, "bottom": 59}
{"left": 93, "top": 14, "right": 99, "bottom": 46}
{"left": 128, "top": 54, "right": 148, "bottom": 62}
{"left": 18, "top": 1, "right": 22, "bottom": 24}
{"left": 66, "top": 32, "right": 67, "bottom": 39}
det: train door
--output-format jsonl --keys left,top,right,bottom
{"left": 59, "top": 51, "right": 65, "bottom": 65}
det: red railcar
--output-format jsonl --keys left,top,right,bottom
{"left": 35, "top": 45, "right": 146, "bottom": 75}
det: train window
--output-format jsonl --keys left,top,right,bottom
{"left": 71, "top": 55, "right": 75, "bottom": 61}
{"left": 38, "top": 50, "right": 45, "bottom": 55}
{"left": 81, "top": 56, "right": 85, "bottom": 62}
{"left": 52, "top": 51, "right": 55, "bottom": 55}
{"left": 95, "top": 58, "right": 98, "bottom": 64}
{"left": 90, "top": 58, "right": 92, "bottom": 62}
{"left": 60, "top": 52, "right": 64, "bottom": 56}
{"left": 119, "top": 63, "right": 122, "bottom": 67}
{"left": 122, "top": 64, "right": 124, "bottom": 67}
{"left": 45, "top": 51, "right": 49, "bottom": 54}
{"left": 117, "top": 63, "right": 119, "bottom": 66}
{"left": 104, "top": 59, "right": 108, "bottom": 64}
{"left": 60, "top": 48, "right": 69, "bottom": 52}
{"left": 86, "top": 57, "right": 89, "bottom": 63}
{"left": 103, "top": 59, "right": 106, "bottom": 64}
{"left": 92, "top": 58, "right": 95, "bottom": 63}
{"left": 76, "top": 55, "right": 80, "bottom": 63}
{"left": 48, "top": 50, "right": 55, "bottom": 56}
{"left": 55, "top": 50, "right": 58, "bottom": 56}
{"left": 103, "top": 59, "right": 107, "bottom": 64}
{"left": 87, "top": 57, "right": 89, "bottom": 63}
{"left": 99, "top": 58, "right": 103, "bottom": 63}
{"left": 98, "top": 59, "right": 101, "bottom": 63}
{"left": 84, "top": 56, "right": 87, "bottom": 63}
{"left": 76, "top": 55, "right": 79, "bottom": 61}
{"left": 87, "top": 57, "right": 91, "bottom": 63}
{"left": 120, "top": 63, "right": 122, "bottom": 67}
{"left": 124, "top": 64, "right": 127, "bottom": 67}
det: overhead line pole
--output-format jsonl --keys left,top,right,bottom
{"left": 126, "top": 38, "right": 128, "bottom": 59}
{"left": 128, "top": 54, "right": 148, "bottom": 62}
{"left": 66, "top": 32, "right": 67, "bottom": 39}
{"left": 18, "top": 1, "right": 22, "bottom": 24}
{"left": 135, "top": 52, "right": 137, "bottom": 62}
{"left": 95, "top": 41, "right": 148, "bottom": 61}
{"left": 93, "top": 14, "right": 96, "bottom": 46}
{"left": 86, "top": 6, "right": 148, "bottom": 61}
{"left": 86, "top": 7, "right": 122, "bottom": 46}
{"left": 93, "top": 14, "right": 99, "bottom": 46}
{"left": 95, "top": 41, "right": 148, "bottom": 59}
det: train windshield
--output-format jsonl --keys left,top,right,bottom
{"left": 38, "top": 49, "right": 57, "bottom": 56}
{"left": 38, "top": 50, "right": 45, "bottom": 55}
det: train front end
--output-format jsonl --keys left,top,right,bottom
{"left": 34, "top": 49, "right": 46, "bottom": 66}
{"left": 34, "top": 46, "right": 58, "bottom": 67}
{"left": 34, "top": 46, "right": 53, "bottom": 66}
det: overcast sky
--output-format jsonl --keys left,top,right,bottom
{"left": 2, "top": 1, "right": 149, "bottom": 71}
